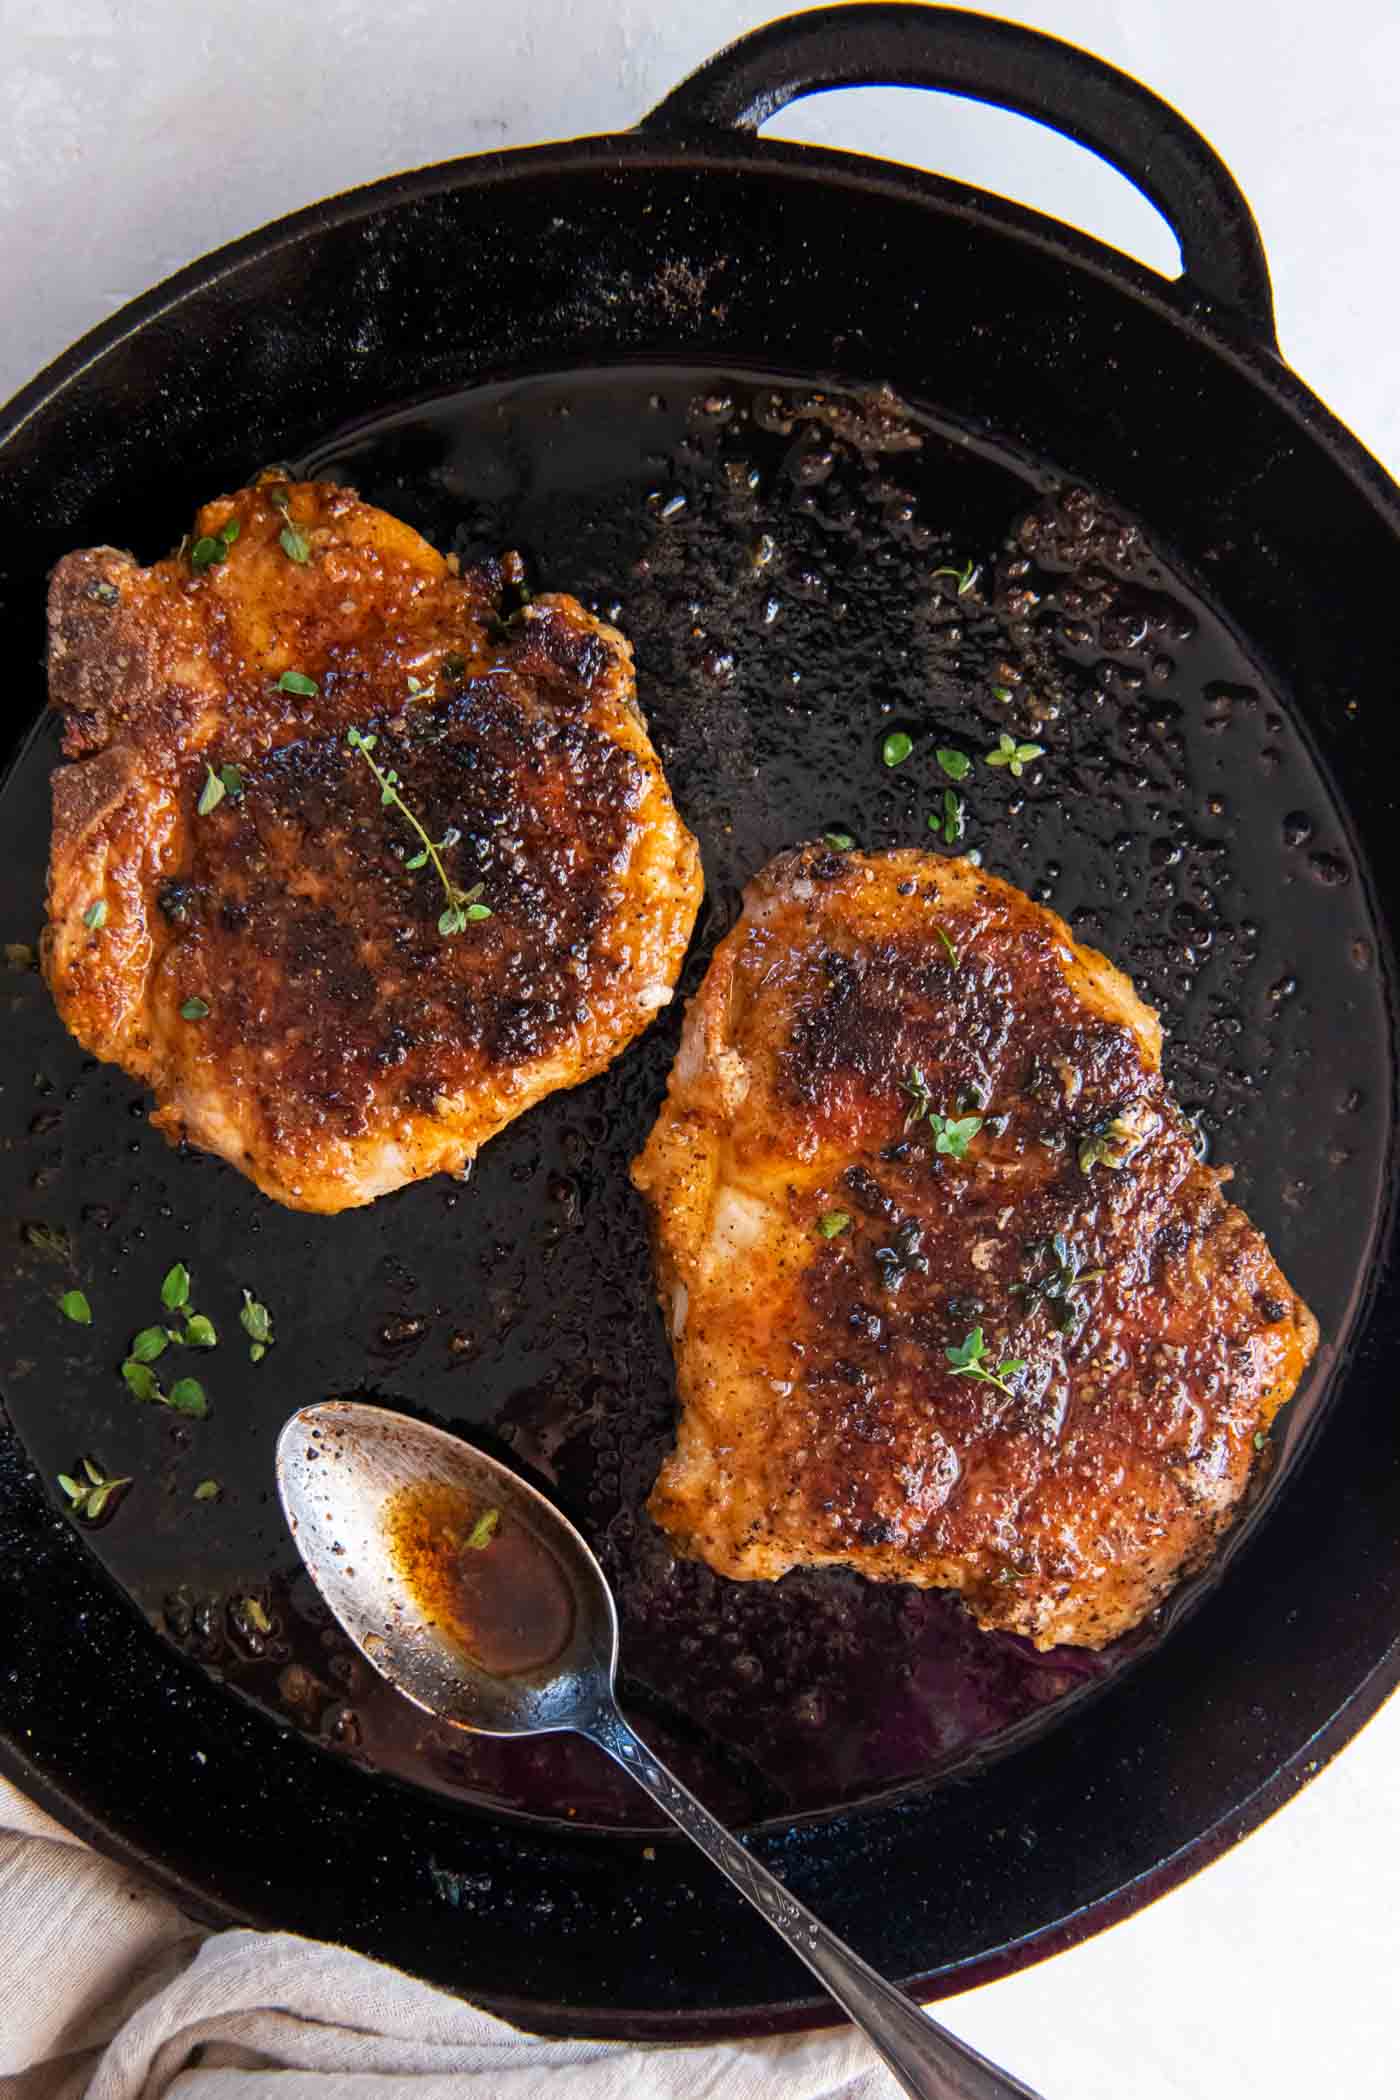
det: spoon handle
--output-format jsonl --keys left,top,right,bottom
{"left": 583, "top": 1702, "right": 1044, "bottom": 2100}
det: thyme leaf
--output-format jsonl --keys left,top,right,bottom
{"left": 346, "top": 727, "right": 490, "bottom": 937}
{"left": 465, "top": 1508, "right": 501, "bottom": 1550}
{"left": 58, "top": 1458, "right": 131, "bottom": 1521}
{"left": 197, "top": 762, "right": 226, "bottom": 815}
{"left": 931, "top": 557, "right": 979, "bottom": 596}
{"left": 944, "top": 1327, "right": 1026, "bottom": 1398}
{"left": 189, "top": 518, "right": 239, "bottom": 572}
{"left": 986, "top": 731, "right": 1044, "bottom": 778}
{"left": 268, "top": 486, "right": 312, "bottom": 563}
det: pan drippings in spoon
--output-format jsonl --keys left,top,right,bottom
{"left": 386, "top": 1481, "right": 575, "bottom": 1676}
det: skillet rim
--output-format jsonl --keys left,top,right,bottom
{"left": 1, "top": 122, "right": 1397, "bottom": 2040}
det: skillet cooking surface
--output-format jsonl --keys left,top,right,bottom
{"left": 0, "top": 364, "right": 1388, "bottom": 1832}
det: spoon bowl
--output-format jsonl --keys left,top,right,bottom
{"left": 276, "top": 1400, "right": 615, "bottom": 1738}
{"left": 276, "top": 1399, "right": 1042, "bottom": 2100}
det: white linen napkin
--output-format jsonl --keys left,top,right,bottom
{"left": 0, "top": 1775, "right": 897, "bottom": 2098}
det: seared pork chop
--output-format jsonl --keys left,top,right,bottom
{"left": 633, "top": 845, "right": 1317, "bottom": 1649}
{"left": 45, "top": 479, "right": 702, "bottom": 1212}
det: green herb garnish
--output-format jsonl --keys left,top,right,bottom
{"left": 986, "top": 731, "right": 1044, "bottom": 778}
{"left": 82, "top": 899, "right": 108, "bottom": 930}
{"left": 882, "top": 731, "right": 913, "bottom": 768}
{"left": 161, "top": 1264, "right": 191, "bottom": 1312}
{"left": 179, "top": 997, "right": 210, "bottom": 1020}
{"left": 900, "top": 1064, "right": 936, "bottom": 1128}
{"left": 238, "top": 1595, "right": 273, "bottom": 1634}
{"left": 194, "top": 1478, "right": 222, "bottom": 1500}
{"left": 129, "top": 1325, "right": 169, "bottom": 1363}
{"left": 823, "top": 831, "right": 856, "bottom": 851}
{"left": 168, "top": 1377, "right": 208, "bottom": 1418}
{"left": 197, "top": 762, "right": 227, "bottom": 815}
{"left": 197, "top": 758, "right": 245, "bottom": 811}
{"left": 899, "top": 1066, "right": 982, "bottom": 1157}
{"left": 346, "top": 726, "right": 490, "bottom": 936}
{"left": 23, "top": 1222, "right": 71, "bottom": 1260}
{"left": 928, "top": 789, "right": 965, "bottom": 847}
{"left": 189, "top": 518, "right": 239, "bottom": 572}
{"left": 240, "top": 1288, "right": 273, "bottom": 1363}
{"left": 269, "top": 486, "right": 311, "bottom": 564}
{"left": 935, "top": 748, "right": 971, "bottom": 781}
{"left": 903, "top": 1078, "right": 980, "bottom": 1153}
{"left": 1078, "top": 1114, "right": 1143, "bottom": 1174}
{"left": 928, "top": 1112, "right": 982, "bottom": 1158}
{"left": 945, "top": 1328, "right": 1026, "bottom": 1398}
{"left": 465, "top": 1508, "right": 501, "bottom": 1550}
{"left": 121, "top": 1358, "right": 162, "bottom": 1403}
{"left": 183, "top": 1314, "right": 217, "bottom": 1349}
{"left": 932, "top": 557, "right": 979, "bottom": 595}
{"left": 58, "top": 1289, "right": 92, "bottom": 1325}
{"left": 58, "top": 1457, "right": 131, "bottom": 1522}
{"left": 1010, "top": 1232, "right": 1104, "bottom": 1333}
{"left": 991, "top": 684, "right": 1013, "bottom": 704}
{"left": 277, "top": 669, "right": 319, "bottom": 697}
{"left": 934, "top": 925, "right": 959, "bottom": 969}
{"left": 817, "top": 1210, "right": 851, "bottom": 1238}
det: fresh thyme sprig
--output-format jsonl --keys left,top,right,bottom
{"left": 1010, "top": 1231, "right": 1104, "bottom": 1333}
{"left": 986, "top": 731, "right": 1044, "bottom": 778}
{"left": 929, "top": 789, "right": 965, "bottom": 846}
{"left": 240, "top": 1289, "right": 273, "bottom": 1364}
{"left": 57, "top": 1457, "right": 131, "bottom": 1522}
{"left": 345, "top": 726, "right": 491, "bottom": 937}
{"left": 1078, "top": 1113, "right": 1145, "bottom": 1174}
{"left": 945, "top": 1327, "right": 1026, "bottom": 1398}
{"left": 189, "top": 518, "right": 239, "bottom": 573}
{"left": 900, "top": 1065, "right": 983, "bottom": 1157}
{"left": 268, "top": 486, "right": 311, "bottom": 564}
{"left": 931, "top": 557, "right": 979, "bottom": 596}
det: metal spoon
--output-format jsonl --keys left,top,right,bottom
{"left": 276, "top": 1400, "right": 1044, "bottom": 2100}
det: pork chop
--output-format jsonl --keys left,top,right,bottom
{"left": 45, "top": 478, "right": 702, "bottom": 1212}
{"left": 632, "top": 844, "right": 1318, "bottom": 1649}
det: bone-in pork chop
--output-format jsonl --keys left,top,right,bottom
{"left": 632, "top": 844, "right": 1317, "bottom": 1649}
{"left": 45, "top": 479, "right": 702, "bottom": 1212}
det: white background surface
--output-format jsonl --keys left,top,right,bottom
{"left": 2, "top": 2, "right": 1398, "bottom": 2095}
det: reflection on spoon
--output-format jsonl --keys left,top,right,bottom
{"left": 276, "top": 1400, "right": 1043, "bottom": 2100}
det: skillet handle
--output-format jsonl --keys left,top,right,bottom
{"left": 640, "top": 3, "right": 1276, "bottom": 346}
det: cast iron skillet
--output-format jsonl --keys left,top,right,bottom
{"left": 0, "top": 3, "right": 1397, "bottom": 2041}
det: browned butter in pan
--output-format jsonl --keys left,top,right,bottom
{"left": 386, "top": 1481, "right": 575, "bottom": 1676}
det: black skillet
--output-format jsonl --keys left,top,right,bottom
{"left": 0, "top": 2, "right": 1396, "bottom": 2042}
